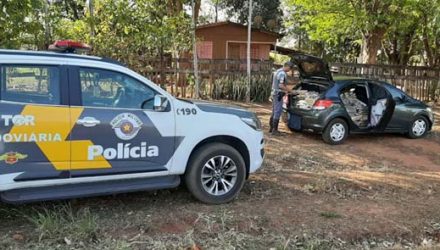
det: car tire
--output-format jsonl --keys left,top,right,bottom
{"left": 184, "top": 143, "right": 246, "bottom": 204}
{"left": 407, "top": 116, "right": 429, "bottom": 139}
{"left": 322, "top": 118, "right": 348, "bottom": 145}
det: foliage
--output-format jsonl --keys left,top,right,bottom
{"left": 89, "top": 0, "right": 191, "bottom": 67}
{"left": 285, "top": 0, "right": 410, "bottom": 64}
{"left": 416, "top": 0, "right": 440, "bottom": 66}
{"left": 283, "top": 0, "right": 440, "bottom": 66}
{"left": 0, "top": 0, "right": 192, "bottom": 74}
{"left": 212, "top": 74, "right": 271, "bottom": 102}
{"left": 0, "top": 0, "right": 44, "bottom": 49}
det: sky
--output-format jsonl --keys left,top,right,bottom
{"left": 200, "top": 0, "right": 228, "bottom": 21}
{"left": 185, "top": 0, "right": 228, "bottom": 23}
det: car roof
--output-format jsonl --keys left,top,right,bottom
{"left": 334, "top": 77, "right": 399, "bottom": 89}
{"left": 0, "top": 49, "right": 124, "bottom": 66}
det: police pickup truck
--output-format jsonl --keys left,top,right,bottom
{"left": 0, "top": 41, "right": 264, "bottom": 204}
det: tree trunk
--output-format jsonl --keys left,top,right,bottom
{"left": 383, "top": 29, "right": 416, "bottom": 66}
{"left": 421, "top": 14, "right": 436, "bottom": 67}
{"left": 194, "top": 0, "right": 201, "bottom": 21}
{"left": 361, "top": 27, "right": 386, "bottom": 64}
{"left": 215, "top": 1, "right": 219, "bottom": 22}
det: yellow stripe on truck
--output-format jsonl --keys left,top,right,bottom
{"left": 10, "top": 105, "right": 111, "bottom": 170}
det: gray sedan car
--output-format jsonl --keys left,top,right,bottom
{"left": 285, "top": 53, "right": 434, "bottom": 145}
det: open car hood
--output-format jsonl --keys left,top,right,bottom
{"left": 291, "top": 53, "right": 333, "bottom": 82}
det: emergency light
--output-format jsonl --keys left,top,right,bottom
{"left": 48, "top": 40, "right": 91, "bottom": 53}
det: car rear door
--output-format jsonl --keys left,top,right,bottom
{"left": 68, "top": 66, "right": 176, "bottom": 177}
{"left": 0, "top": 63, "right": 71, "bottom": 182}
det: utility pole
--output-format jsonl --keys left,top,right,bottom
{"left": 246, "top": 0, "right": 253, "bottom": 103}
{"left": 192, "top": 0, "right": 200, "bottom": 99}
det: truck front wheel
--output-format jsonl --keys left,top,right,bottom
{"left": 184, "top": 143, "right": 246, "bottom": 204}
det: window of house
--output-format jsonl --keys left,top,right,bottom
{"left": 196, "top": 41, "right": 213, "bottom": 59}
{"left": 0, "top": 65, "right": 61, "bottom": 105}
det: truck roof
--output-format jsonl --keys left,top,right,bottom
{"left": 0, "top": 49, "right": 123, "bottom": 66}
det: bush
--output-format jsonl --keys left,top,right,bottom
{"left": 212, "top": 74, "right": 272, "bottom": 102}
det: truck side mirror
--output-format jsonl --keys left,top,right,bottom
{"left": 153, "top": 95, "right": 169, "bottom": 112}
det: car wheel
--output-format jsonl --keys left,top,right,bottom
{"left": 184, "top": 143, "right": 246, "bottom": 204}
{"left": 408, "top": 116, "right": 429, "bottom": 139}
{"left": 322, "top": 118, "right": 348, "bottom": 145}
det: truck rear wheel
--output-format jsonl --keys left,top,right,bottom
{"left": 185, "top": 143, "right": 246, "bottom": 204}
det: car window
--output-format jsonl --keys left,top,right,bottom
{"left": 385, "top": 84, "right": 406, "bottom": 99}
{"left": 79, "top": 68, "right": 156, "bottom": 110}
{"left": 0, "top": 65, "right": 61, "bottom": 105}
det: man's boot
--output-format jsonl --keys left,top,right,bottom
{"left": 271, "top": 119, "right": 281, "bottom": 136}
{"left": 269, "top": 116, "right": 274, "bottom": 133}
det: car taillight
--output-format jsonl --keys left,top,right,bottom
{"left": 313, "top": 99, "right": 333, "bottom": 110}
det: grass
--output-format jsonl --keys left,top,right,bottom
{"left": 319, "top": 211, "right": 343, "bottom": 219}
{"left": 25, "top": 203, "right": 98, "bottom": 244}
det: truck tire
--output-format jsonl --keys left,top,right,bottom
{"left": 322, "top": 118, "right": 348, "bottom": 145}
{"left": 184, "top": 143, "right": 246, "bottom": 204}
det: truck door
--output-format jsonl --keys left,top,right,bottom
{"left": 68, "top": 67, "right": 176, "bottom": 177}
{"left": 0, "top": 64, "right": 71, "bottom": 182}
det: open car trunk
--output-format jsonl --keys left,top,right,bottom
{"left": 287, "top": 81, "right": 330, "bottom": 111}
{"left": 286, "top": 53, "right": 334, "bottom": 111}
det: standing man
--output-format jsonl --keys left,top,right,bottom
{"left": 269, "top": 61, "right": 294, "bottom": 135}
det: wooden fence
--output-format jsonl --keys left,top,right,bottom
{"left": 139, "top": 58, "right": 273, "bottom": 101}
{"left": 137, "top": 58, "right": 440, "bottom": 102}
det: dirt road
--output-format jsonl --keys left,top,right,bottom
{"left": 1, "top": 104, "right": 439, "bottom": 249}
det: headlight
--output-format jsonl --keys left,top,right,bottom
{"left": 427, "top": 107, "right": 433, "bottom": 113}
{"left": 241, "top": 115, "right": 262, "bottom": 131}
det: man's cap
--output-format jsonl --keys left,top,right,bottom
{"left": 284, "top": 61, "right": 294, "bottom": 68}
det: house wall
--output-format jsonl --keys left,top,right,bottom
{"left": 196, "top": 24, "right": 278, "bottom": 60}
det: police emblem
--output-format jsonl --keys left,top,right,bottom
{"left": 0, "top": 152, "right": 28, "bottom": 164}
{"left": 110, "top": 113, "right": 143, "bottom": 141}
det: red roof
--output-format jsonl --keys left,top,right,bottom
{"left": 196, "top": 21, "right": 283, "bottom": 38}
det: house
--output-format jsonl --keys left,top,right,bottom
{"left": 196, "top": 21, "right": 282, "bottom": 60}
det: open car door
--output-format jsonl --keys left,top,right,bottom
{"left": 368, "top": 81, "right": 396, "bottom": 131}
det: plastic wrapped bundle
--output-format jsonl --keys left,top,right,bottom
{"left": 294, "top": 90, "right": 320, "bottom": 110}
{"left": 341, "top": 92, "right": 369, "bottom": 127}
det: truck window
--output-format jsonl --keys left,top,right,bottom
{"left": 79, "top": 68, "right": 156, "bottom": 110}
{"left": 0, "top": 65, "right": 61, "bottom": 105}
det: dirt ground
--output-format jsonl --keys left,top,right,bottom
{"left": 1, "top": 104, "right": 440, "bottom": 250}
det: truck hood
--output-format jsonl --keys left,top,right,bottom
{"left": 291, "top": 53, "right": 333, "bottom": 82}
{"left": 192, "top": 100, "right": 255, "bottom": 119}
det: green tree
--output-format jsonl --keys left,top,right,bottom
{"left": 417, "top": 0, "right": 440, "bottom": 66}
{"left": 85, "top": 0, "right": 192, "bottom": 73}
{"left": 285, "top": 0, "right": 408, "bottom": 64}
{"left": 0, "top": 0, "right": 45, "bottom": 48}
